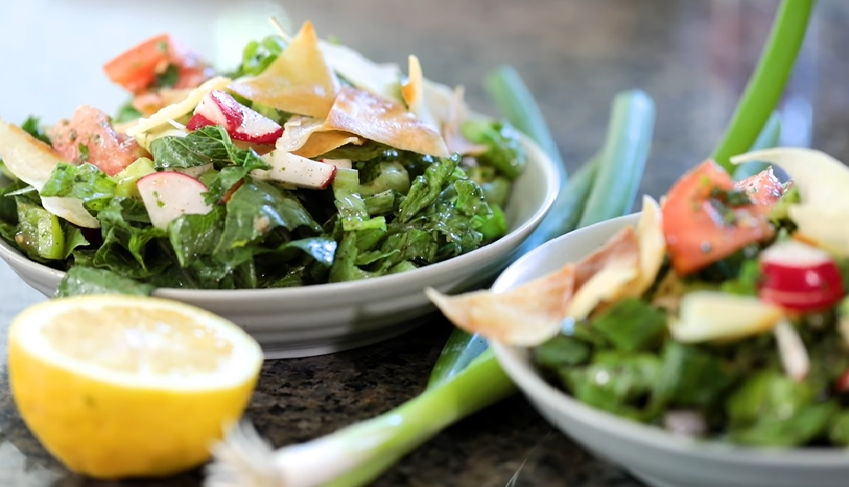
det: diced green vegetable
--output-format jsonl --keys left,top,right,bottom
{"left": 652, "top": 342, "right": 735, "bottom": 410}
{"left": 591, "top": 298, "right": 667, "bottom": 353}
{"left": 114, "top": 158, "right": 156, "bottom": 198}
{"left": 357, "top": 161, "right": 410, "bottom": 196}
{"left": 828, "top": 410, "right": 849, "bottom": 446}
{"left": 564, "top": 351, "right": 661, "bottom": 419}
{"left": 15, "top": 199, "right": 65, "bottom": 260}
{"left": 534, "top": 334, "right": 592, "bottom": 369}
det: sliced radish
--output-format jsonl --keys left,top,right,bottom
{"left": 235, "top": 109, "right": 284, "bottom": 145}
{"left": 835, "top": 369, "right": 849, "bottom": 393}
{"left": 321, "top": 158, "right": 353, "bottom": 170}
{"left": 136, "top": 172, "right": 213, "bottom": 230}
{"left": 758, "top": 239, "right": 844, "bottom": 312}
{"left": 253, "top": 151, "right": 337, "bottom": 190}
{"left": 773, "top": 319, "right": 810, "bottom": 382}
{"left": 194, "top": 89, "right": 242, "bottom": 127}
{"left": 188, "top": 90, "right": 283, "bottom": 145}
{"left": 186, "top": 113, "right": 217, "bottom": 132}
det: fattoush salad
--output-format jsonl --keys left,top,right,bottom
{"left": 0, "top": 21, "right": 526, "bottom": 292}
{"left": 429, "top": 148, "right": 849, "bottom": 447}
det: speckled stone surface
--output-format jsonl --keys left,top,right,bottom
{"left": 1, "top": 0, "right": 849, "bottom": 486}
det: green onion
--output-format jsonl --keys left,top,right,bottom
{"left": 427, "top": 328, "right": 489, "bottom": 388}
{"left": 731, "top": 111, "right": 782, "bottom": 180}
{"left": 483, "top": 65, "right": 566, "bottom": 179}
{"left": 428, "top": 154, "right": 599, "bottom": 387}
{"left": 205, "top": 350, "right": 515, "bottom": 487}
{"left": 578, "top": 90, "right": 655, "bottom": 228}
{"left": 710, "top": 0, "right": 816, "bottom": 173}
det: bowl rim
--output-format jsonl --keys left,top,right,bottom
{"left": 0, "top": 134, "right": 560, "bottom": 299}
{"left": 490, "top": 213, "right": 849, "bottom": 465}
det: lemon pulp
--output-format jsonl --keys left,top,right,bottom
{"left": 8, "top": 295, "right": 264, "bottom": 479}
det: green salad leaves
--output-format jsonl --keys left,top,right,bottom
{"left": 0, "top": 114, "right": 523, "bottom": 295}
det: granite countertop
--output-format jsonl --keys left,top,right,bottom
{"left": 1, "top": 0, "right": 849, "bottom": 485}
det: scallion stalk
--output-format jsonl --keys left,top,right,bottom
{"left": 731, "top": 111, "right": 782, "bottom": 180}
{"left": 205, "top": 350, "right": 515, "bottom": 487}
{"left": 577, "top": 90, "right": 655, "bottom": 228}
{"left": 710, "top": 0, "right": 816, "bottom": 172}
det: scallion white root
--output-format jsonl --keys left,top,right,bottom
{"left": 204, "top": 350, "right": 516, "bottom": 487}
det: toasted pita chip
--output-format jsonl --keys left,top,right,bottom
{"left": 442, "top": 86, "right": 487, "bottom": 156}
{"left": 326, "top": 87, "right": 449, "bottom": 157}
{"left": 0, "top": 118, "right": 100, "bottom": 228}
{"left": 0, "top": 118, "right": 64, "bottom": 190}
{"left": 401, "top": 55, "right": 422, "bottom": 108}
{"left": 131, "top": 87, "right": 195, "bottom": 117}
{"left": 568, "top": 225, "right": 641, "bottom": 319}
{"left": 425, "top": 264, "right": 576, "bottom": 346}
{"left": 626, "top": 195, "right": 666, "bottom": 297}
{"left": 319, "top": 40, "right": 403, "bottom": 103}
{"left": 294, "top": 131, "right": 363, "bottom": 159}
{"left": 274, "top": 116, "right": 363, "bottom": 159}
{"left": 230, "top": 21, "right": 340, "bottom": 119}
{"left": 573, "top": 225, "right": 640, "bottom": 288}
{"left": 276, "top": 116, "right": 328, "bottom": 152}
{"left": 401, "top": 55, "right": 439, "bottom": 129}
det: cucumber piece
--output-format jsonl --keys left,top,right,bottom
{"left": 114, "top": 157, "right": 156, "bottom": 198}
{"left": 16, "top": 199, "right": 65, "bottom": 260}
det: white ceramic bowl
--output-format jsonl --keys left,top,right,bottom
{"left": 0, "top": 135, "right": 558, "bottom": 359}
{"left": 490, "top": 213, "right": 849, "bottom": 487}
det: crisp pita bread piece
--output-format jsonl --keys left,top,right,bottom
{"left": 0, "top": 118, "right": 66, "bottom": 190}
{"left": 319, "top": 40, "right": 403, "bottom": 103}
{"left": 401, "top": 55, "right": 438, "bottom": 129}
{"left": 131, "top": 87, "right": 195, "bottom": 117}
{"left": 276, "top": 116, "right": 328, "bottom": 152}
{"left": 401, "top": 57, "right": 482, "bottom": 156}
{"left": 275, "top": 116, "right": 364, "bottom": 159}
{"left": 326, "top": 87, "right": 449, "bottom": 157}
{"left": 294, "top": 131, "right": 363, "bottom": 159}
{"left": 230, "top": 21, "right": 340, "bottom": 119}
{"left": 568, "top": 225, "right": 641, "bottom": 320}
{"left": 125, "top": 76, "right": 231, "bottom": 137}
{"left": 442, "top": 86, "right": 487, "bottom": 156}
{"left": 0, "top": 118, "right": 100, "bottom": 228}
{"left": 400, "top": 55, "right": 422, "bottom": 108}
{"left": 425, "top": 264, "right": 576, "bottom": 346}
{"left": 628, "top": 195, "right": 666, "bottom": 297}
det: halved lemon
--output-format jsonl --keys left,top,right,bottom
{"left": 7, "top": 295, "right": 264, "bottom": 479}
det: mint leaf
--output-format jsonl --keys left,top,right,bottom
{"left": 149, "top": 125, "right": 270, "bottom": 170}
{"left": 40, "top": 163, "right": 116, "bottom": 212}
{"left": 216, "top": 179, "right": 321, "bottom": 252}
